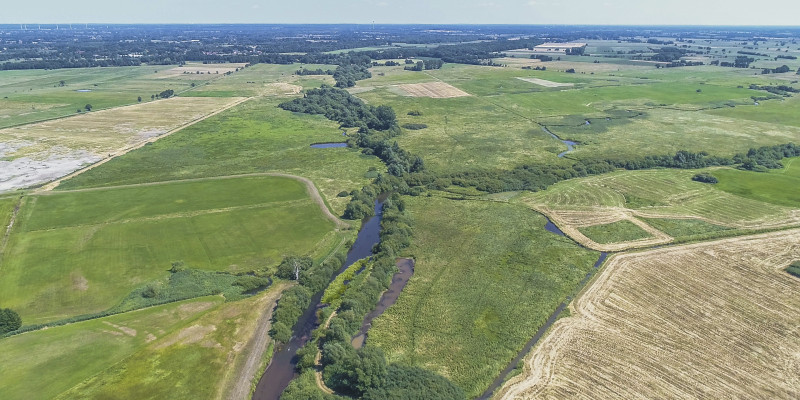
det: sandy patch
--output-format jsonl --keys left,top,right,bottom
{"left": 516, "top": 77, "right": 574, "bottom": 88}
{"left": 72, "top": 274, "right": 89, "bottom": 291}
{"left": 156, "top": 324, "right": 217, "bottom": 349}
{"left": 396, "top": 82, "right": 470, "bottom": 98}
{"left": 103, "top": 321, "right": 137, "bottom": 337}
{"left": 263, "top": 82, "right": 302, "bottom": 95}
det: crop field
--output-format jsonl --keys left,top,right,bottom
{"left": 0, "top": 175, "right": 338, "bottom": 324}
{"left": 0, "top": 96, "right": 245, "bottom": 192}
{"left": 0, "top": 296, "right": 222, "bottom": 400}
{"left": 0, "top": 65, "right": 231, "bottom": 128}
{"left": 367, "top": 196, "right": 598, "bottom": 398}
{"left": 518, "top": 167, "right": 800, "bottom": 246}
{"left": 499, "top": 229, "right": 800, "bottom": 400}
{"left": 396, "top": 81, "right": 471, "bottom": 98}
{"left": 56, "top": 97, "right": 384, "bottom": 214}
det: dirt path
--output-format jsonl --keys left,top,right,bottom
{"left": 35, "top": 172, "right": 349, "bottom": 229}
{"left": 0, "top": 195, "right": 23, "bottom": 256}
{"left": 226, "top": 282, "right": 291, "bottom": 400}
{"left": 36, "top": 96, "right": 252, "bottom": 192}
{"left": 313, "top": 311, "right": 338, "bottom": 395}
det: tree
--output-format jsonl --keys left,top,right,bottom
{"left": 0, "top": 308, "right": 22, "bottom": 334}
{"left": 59, "top": 80, "right": 65, "bottom": 87}
{"left": 137, "top": 96, "right": 142, "bottom": 102}
{"left": 84, "top": 104, "right": 92, "bottom": 111}
{"left": 151, "top": 94, "right": 155, "bottom": 100}
{"left": 276, "top": 256, "right": 313, "bottom": 280}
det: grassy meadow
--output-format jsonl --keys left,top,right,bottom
{"left": 1, "top": 175, "right": 338, "bottom": 324}
{"left": 0, "top": 296, "right": 222, "bottom": 400}
{"left": 368, "top": 196, "right": 598, "bottom": 397}
{"left": 56, "top": 97, "right": 384, "bottom": 214}
{"left": 577, "top": 220, "right": 652, "bottom": 244}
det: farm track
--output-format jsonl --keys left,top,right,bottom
{"left": 36, "top": 96, "right": 253, "bottom": 192}
{"left": 497, "top": 228, "right": 800, "bottom": 399}
{"left": 0, "top": 195, "right": 23, "bottom": 257}
{"left": 226, "top": 282, "right": 290, "bottom": 400}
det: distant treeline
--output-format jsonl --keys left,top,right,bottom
{"left": 295, "top": 67, "right": 333, "bottom": 75}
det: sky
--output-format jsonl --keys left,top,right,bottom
{"left": 2, "top": 0, "right": 799, "bottom": 25}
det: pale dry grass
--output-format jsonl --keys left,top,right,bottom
{"left": 516, "top": 77, "right": 574, "bottom": 88}
{"left": 396, "top": 81, "right": 470, "bottom": 98}
{"left": 155, "top": 63, "right": 248, "bottom": 79}
{"left": 498, "top": 229, "right": 800, "bottom": 400}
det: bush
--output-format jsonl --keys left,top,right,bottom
{"left": 402, "top": 123, "right": 428, "bottom": 130}
{"left": 0, "top": 308, "right": 22, "bottom": 334}
{"left": 337, "top": 191, "right": 349, "bottom": 197}
{"left": 787, "top": 261, "right": 800, "bottom": 278}
{"left": 407, "top": 110, "right": 423, "bottom": 116}
{"left": 691, "top": 173, "right": 718, "bottom": 184}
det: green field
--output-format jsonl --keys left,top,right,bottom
{"left": 519, "top": 168, "right": 798, "bottom": 227}
{"left": 0, "top": 65, "right": 228, "bottom": 128}
{"left": 577, "top": 220, "right": 652, "bottom": 244}
{"left": 1, "top": 175, "right": 338, "bottom": 324}
{"left": 56, "top": 97, "right": 384, "bottom": 215}
{"left": 640, "top": 217, "right": 732, "bottom": 240}
{"left": 368, "top": 196, "right": 598, "bottom": 397}
{"left": 0, "top": 296, "right": 222, "bottom": 400}
{"left": 713, "top": 158, "right": 800, "bottom": 207}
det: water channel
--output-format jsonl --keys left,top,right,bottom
{"left": 252, "top": 197, "right": 385, "bottom": 400}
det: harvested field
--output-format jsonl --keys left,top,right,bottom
{"left": 155, "top": 63, "right": 248, "bottom": 79}
{"left": 516, "top": 77, "right": 574, "bottom": 88}
{"left": 0, "top": 96, "right": 245, "bottom": 192}
{"left": 498, "top": 229, "right": 800, "bottom": 400}
{"left": 396, "top": 81, "right": 470, "bottom": 98}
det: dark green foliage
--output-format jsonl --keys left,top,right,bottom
{"left": 276, "top": 256, "right": 314, "bottom": 280}
{"left": 362, "top": 365, "right": 466, "bottom": 400}
{"left": 269, "top": 285, "right": 312, "bottom": 342}
{"left": 749, "top": 84, "right": 799, "bottom": 96}
{"left": 296, "top": 68, "right": 334, "bottom": 76}
{"left": 402, "top": 123, "right": 427, "bottom": 130}
{"left": 233, "top": 275, "right": 272, "bottom": 292}
{"left": 158, "top": 89, "right": 174, "bottom": 98}
{"left": 84, "top": 104, "right": 92, "bottom": 111}
{"left": 692, "top": 173, "right": 718, "bottom": 184}
{"left": 407, "top": 110, "right": 422, "bottom": 116}
{"left": 279, "top": 85, "right": 395, "bottom": 130}
{"left": 787, "top": 261, "right": 800, "bottom": 278}
{"left": 322, "top": 344, "right": 387, "bottom": 396}
{"left": 333, "top": 64, "right": 372, "bottom": 88}
{"left": 337, "top": 191, "right": 349, "bottom": 197}
{"left": 0, "top": 308, "right": 22, "bottom": 334}
{"left": 281, "top": 371, "right": 342, "bottom": 400}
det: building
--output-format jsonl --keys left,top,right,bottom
{"left": 532, "top": 43, "right": 588, "bottom": 55}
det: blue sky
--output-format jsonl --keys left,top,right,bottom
{"left": 2, "top": 0, "right": 798, "bottom": 25}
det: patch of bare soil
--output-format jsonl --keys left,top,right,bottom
{"left": 396, "top": 81, "right": 470, "bottom": 98}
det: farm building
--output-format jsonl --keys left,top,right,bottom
{"left": 533, "top": 42, "right": 587, "bottom": 54}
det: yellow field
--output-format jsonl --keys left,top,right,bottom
{"left": 498, "top": 229, "right": 800, "bottom": 399}
{"left": 396, "top": 81, "right": 471, "bottom": 98}
{"left": 0, "top": 96, "right": 246, "bottom": 192}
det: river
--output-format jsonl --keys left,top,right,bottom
{"left": 252, "top": 197, "right": 385, "bottom": 400}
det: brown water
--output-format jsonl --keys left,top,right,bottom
{"left": 252, "top": 197, "right": 385, "bottom": 400}
{"left": 351, "top": 257, "right": 415, "bottom": 349}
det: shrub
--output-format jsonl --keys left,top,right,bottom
{"left": 0, "top": 308, "right": 22, "bottom": 334}
{"left": 691, "top": 173, "right": 718, "bottom": 184}
{"left": 402, "top": 123, "right": 428, "bottom": 130}
{"left": 337, "top": 191, "right": 349, "bottom": 197}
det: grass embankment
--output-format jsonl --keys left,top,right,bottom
{"left": 577, "top": 220, "right": 652, "bottom": 244}
{"left": 56, "top": 97, "right": 384, "bottom": 215}
{"left": 0, "top": 175, "right": 338, "bottom": 324}
{"left": 368, "top": 196, "right": 598, "bottom": 397}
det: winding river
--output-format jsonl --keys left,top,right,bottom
{"left": 542, "top": 126, "right": 577, "bottom": 158}
{"left": 252, "top": 197, "right": 385, "bottom": 400}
